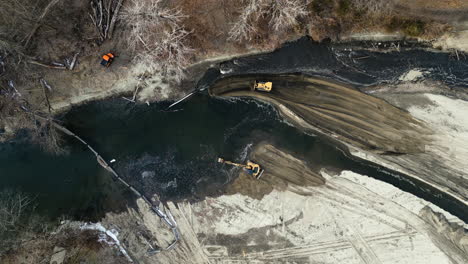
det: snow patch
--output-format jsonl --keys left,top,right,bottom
{"left": 434, "top": 31, "right": 468, "bottom": 53}
{"left": 399, "top": 69, "right": 427, "bottom": 81}
{"left": 190, "top": 168, "right": 464, "bottom": 263}
{"left": 408, "top": 94, "right": 468, "bottom": 180}
{"left": 338, "top": 170, "right": 467, "bottom": 228}
{"left": 220, "top": 67, "right": 233, "bottom": 74}
{"left": 80, "top": 222, "right": 133, "bottom": 262}
{"left": 195, "top": 191, "right": 307, "bottom": 236}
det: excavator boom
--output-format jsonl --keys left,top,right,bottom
{"left": 217, "top": 158, "right": 249, "bottom": 169}
{"left": 217, "top": 157, "right": 264, "bottom": 179}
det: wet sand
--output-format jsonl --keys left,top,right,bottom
{"left": 226, "top": 143, "right": 325, "bottom": 199}
{"left": 209, "top": 74, "right": 430, "bottom": 154}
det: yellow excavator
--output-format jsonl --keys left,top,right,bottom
{"left": 252, "top": 81, "right": 272, "bottom": 92}
{"left": 217, "top": 158, "right": 264, "bottom": 179}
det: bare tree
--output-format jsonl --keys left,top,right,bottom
{"left": 0, "top": 0, "right": 36, "bottom": 62}
{"left": 228, "top": 0, "right": 308, "bottom": 42}
{"left": 0, "top": 1, "right": 67, "bottom": 155}
{"left": 269, "top": 0, "right": 308, "bottom": 32}
{"left": 228, "top": 0, "right": 264, "bottom": 42}
{"left": 23, "top": 0, "right": 62, "bottom": 48}
{"left": 89, "top": 0, "right": 125, "bottom": 41}
{"left": 31, "top": 117, "right": 66, "bottom": 155}
{"left": 0, "top": 0, "right": 43, "bottom": 40}
{"left": 0, "top": 189, "right": 52, "bottom": 256}
{"left": 0, "top": 0, "right": 60, "bottom": 54}
{"left": 0, "top": 39, "right": 22, "bottom": 59}
{"left": 0, "top": 0, "right": 63, "bottom": 78}
{"left": 0, "top": 83, "right": 65, "bottom": 155}
{"left": 0, "top": 83, "right": 28, "bottom": 130}
{"left": 0, "top": 189, "right": 34, "bottom": 233}
{"left": 121, "top": 0, "right": 193, "bottom": 82}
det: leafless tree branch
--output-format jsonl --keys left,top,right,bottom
{"left": 228, "top": 0, "right": 308, "bottom": 42}
{"left": 1, "top": 80, "right": 65, "bottom": 155}
{"left": 90, "top": 0, "right": 125, "bottom": 42}
{"left": 122, "top": 0, "right": 193, "bottom": 82}
{"left": 23, "top": 0, "right": 62, "bottom": 48}
{"left": 228, "top": 0, "right": 264, "bottom": 42}
{"left": 0, "top": 189, "right": 34, "bottom": 232}
{"left": 268, "top": 0, "right": 307, "bottom": 32}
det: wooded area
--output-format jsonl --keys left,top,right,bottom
{"left": 0, "top": 0, "right": 453, "bottom": 152}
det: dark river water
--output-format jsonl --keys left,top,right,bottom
{"left": 0, "top": 37, "right": 467, "bottom": 222}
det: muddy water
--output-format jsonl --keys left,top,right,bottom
{"left": 0, "top": 37, "right": 467, "bottom": 221}
{"left": 209, "top": 74, "right": 430, "bottom": 153}
{"left": 211, "top": 37, "right": 468, "bottom": 88}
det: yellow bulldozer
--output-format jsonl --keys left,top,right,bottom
{"left": 252, "top": 81, "right": 272, "bottom": 92}
{"left": 217, "top": 158, "right": 264, "bottom": 179}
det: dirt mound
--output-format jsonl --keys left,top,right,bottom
{"left": 226, "top": 143, "right": 325, "bottom": 199}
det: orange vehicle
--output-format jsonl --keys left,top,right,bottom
{"left": 100, "top": 52, "right": 115, "bottom": 67}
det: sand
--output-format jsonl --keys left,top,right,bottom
{"left": 209, "top": 74, "right": 430, "bottom": 154}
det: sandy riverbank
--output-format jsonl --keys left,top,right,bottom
{"left": 208, "top": 74, "right": 468, "bottom": 208}
{"left": 80, "top": 143, "right": 467, "bottom": 264}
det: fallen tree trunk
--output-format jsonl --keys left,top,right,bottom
{"left": 28, "top": 60, "right": 67, "bottom": 70}
{"left": 40, "top": 79, "right": 53, "bottom": 113}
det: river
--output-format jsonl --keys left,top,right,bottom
{"left": 0, "top": 37, "right": 467, "bottom": 222}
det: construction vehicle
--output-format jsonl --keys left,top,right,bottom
{"left": 217, "top": 158, "right": 264, "bottom": 179}
{"left": 100, "top": 52, "right": 115, "bottom": 67}
{"left": 252, "top": 81, "right": 272, "bottom": 92}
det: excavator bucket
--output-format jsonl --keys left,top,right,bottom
{"left": 255, "top": 168, "right": 264, "bottom": 179}
{"left": 217, "top": 157, "right": 224, "bottom": 163}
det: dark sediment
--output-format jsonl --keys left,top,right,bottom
{"left": 209, "top": 74, "right": 430, "bottom": 154}
{"left": 226, "top": 143, "right": 325, "bottom": 199}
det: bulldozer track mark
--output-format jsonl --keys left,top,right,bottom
{"left": 313, "top": 177, "right": 468, "bottom": 264}
{"left": 206, "top": 230, "right": 417, "bottom": 261}
{"left": 328, "top": 202, "right": 383, "bottom": 264}
{"left": 288, "top": 185, "right": 410, "bottom": 232}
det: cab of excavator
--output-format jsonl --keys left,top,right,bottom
{"left": 245, "top": 167, "right": 257, "bottom": 174}
{"left": 251, "top": 166, "right": 259, "bottom": 174}
{"left": 253, "top": 81, "right": 272, "bottom": 92}
{"left": 245, "top": 160, "right": 264, "bottom": 179}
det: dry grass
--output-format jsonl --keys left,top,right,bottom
{"left": 351, "top": 0, "right": 394, "bottom": 16}
{"left": 0, "top": 189, "right": 52, "bottom": 257}
{"left": 1, "top": 221, "right": 128, "bottom": 264}
{"left": 395, "top": 0, "right": 468, "bottom": 10}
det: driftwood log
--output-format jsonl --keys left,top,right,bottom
{"left": 28, "top": 60, "right": 67, "bottom": 70}
{"left": 39, "top": 79, "right": 52, "bottom": 113}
